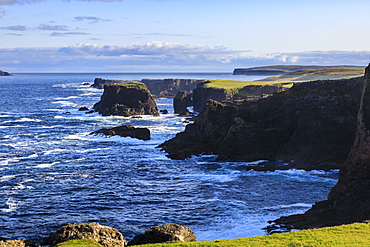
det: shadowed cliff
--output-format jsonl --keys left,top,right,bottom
{"left": 270, "top": 64, "right": 370, "bottom": 230}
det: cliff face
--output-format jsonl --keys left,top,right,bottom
{"left": 93, "top": 83, "right": 159, "bottom": 117}
{"left": 159, "top": 77, "right": 363, "bottom": 170}
{"left": 271, "top": 64, "right": 370, "bottom": 229}
{"left": 92, "top": 78, "right": 138, "bottom": 89}
{"left": 141, "top": 78, "right": 204, "bottom": 97}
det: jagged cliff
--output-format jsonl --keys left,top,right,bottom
{"left": 270, "top": 64, "right": 370, "bottom": 229}
{"left": 92, "top": 78, "right": 203, "bottom": 98}
{"left": 159, "top": 76, "right": 363, "bottom": 170}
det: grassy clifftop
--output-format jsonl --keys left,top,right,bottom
{"left": 56, "top": 222, "right": 370, "bottom": 246}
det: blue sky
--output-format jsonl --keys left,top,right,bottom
{"left": 1, "top": 0, "right": 370, "bottom": 72}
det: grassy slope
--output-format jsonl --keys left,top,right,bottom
{"left": 260, "top": 68, "right": 365, "bottom": 82}
{"left": 56, "top": 223, "right": 370, "bottom": 247}
{"left": 236, "top": 65, "right": 364, "bottom": 73}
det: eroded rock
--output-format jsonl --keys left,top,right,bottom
{"left": 91, "top": 125, "right": 150, "bottom": 140}
{"left": 41, "top": 222, "right": 126, "bottom": 247}
{"left": 128, "top": 224, "right": 196, "bottom": 246}
{"left": 0, "top": 240, "right": 35, "bottom": 247}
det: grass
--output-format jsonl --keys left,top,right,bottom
{"left": 54, "top": 239, "right": 103, "bottom": 247}
{"left": 131, "top": 223, "right": 370, "bottom": 247}
{"left": 260, "top": 68, "right": 364, "bottom": 82}
{"left": 55, "top": 223, "right": 370, "bottom": 247}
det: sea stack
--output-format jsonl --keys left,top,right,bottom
{"left": 93, "top": 83, "right": 159, "bottom": 117}
{"left": 271, "top": 63, "right": 370, "bottom": 229}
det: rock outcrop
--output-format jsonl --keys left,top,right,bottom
{"left": 159, "top": 77, "right": 363, "bottom": 170}
{"left": 92, "top": 78, "right": 139, "bottom": 89}
{"left": 0, "top": 240, "right": 34, "bottom": 247}
{"left": 93, "top": 83, "right": 159, "bottom": 117}
{"left": 141, "top": 79, "right": 203, "bottom": 97}
{"left": 91, "top": 125, "right": 150, "bottom": 140}
{"left": 92, "top": 78, "right": 203, "bottom": 98}
{"left": 0, "top": 70, "right": 13, "bottom": 76}
{"left": 127, "top": 224, "right": 196, "bottom": 246}
{"left": 41, "top": 223, "right": 126, "bottom": 247}
{"left": 173, "top": 91, "right": 192, "bottom": 115}
{"left": 270, "top": 64, "right": 370, "bottom": 230}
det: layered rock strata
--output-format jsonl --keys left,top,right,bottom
{"left": 93, "top": 83, "right": 159, "bottom": 117}
{"left": 270, "top": 64, "right": 370, "bottom": 229}
{"left": 159, "top": 77, "right": 363, "bottom": 170}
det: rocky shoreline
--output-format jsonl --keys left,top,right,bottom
{"left": 1, "top": 223, "right": 196, "bottom": 247}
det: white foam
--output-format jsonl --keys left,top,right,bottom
{"left": 43, "top": 148, "right": 68, "bottom": 155}
{"left": 1, "top": 198, "right": 20, "bottom": 213}
{"left": 0, "top": 175, "right": 17, "bottom": 182}
{"left": 52, "top": 100, "right": 78, "bottom": 107}
{"left": 34, "top": 161, "right": 60, "bottom": 168}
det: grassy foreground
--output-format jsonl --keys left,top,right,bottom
{"left": 56, "top": 223, "right": 370, "bottom": 247}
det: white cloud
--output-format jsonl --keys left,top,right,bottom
{"left": 50, "top": 31, "right": 90, "bottom": 36}
{"left": 0, "top": 25, "right": 26, "bottom": 31}
{"left": 38, "top": 24, "right": 68, "bottom": 31}
{"left": 1, "top": 43, "right": 370, "bottom": 72}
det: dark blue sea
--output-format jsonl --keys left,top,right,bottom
{"left": 0, "top": 73, "right": 338, "bottom": 243}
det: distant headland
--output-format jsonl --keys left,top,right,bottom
{"left": 0, "top": 70, "right": 13, "bottom": 76}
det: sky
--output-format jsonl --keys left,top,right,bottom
{"left": 1, "top": 0, "right": 370, "bottom": 72}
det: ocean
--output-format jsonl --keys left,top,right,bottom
{"left": 0, "top": 73, "right": 338, "bottom": 243}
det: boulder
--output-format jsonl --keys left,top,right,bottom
{"left": 128, "top": 224, "right": 196, "bottom": 246}
{"left": 159, "top": 76, "right": 363, "bottom": 170}
{"left": 93, "top": 83, "right": 159, "bottom": 117}
{"left": 0, "top": 240, "right": 35, "bottom": 247}
{"left": 78, "top": 106, "right": 89, "bottom": 111}
{"left": 270, "top": 63, "right": 370, "bottom": 230}
{"left": 41, "top": 223, "right": 126, "bottom": 247}
{"left": 91, "top": 125, "right": 150, "bottom": 140}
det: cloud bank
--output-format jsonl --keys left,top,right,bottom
{"left": 1, "top": 41, "right": 370, "bottom": 72}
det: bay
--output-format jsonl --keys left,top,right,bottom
{"left": 0, "top": 73, "right": 338, "bottom": 243}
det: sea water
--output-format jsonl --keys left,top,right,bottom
{"left": 0, "top": 73, "right": 338, "bottom": 243}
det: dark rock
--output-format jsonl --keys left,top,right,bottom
{"left": 270, "top": 64, "right": 370, "bottom": 230}
{"left": 141, "top": 78, "right": 203, "bottom": 97}
{"left": 174, "top": 91, "right": 192, "bottom": 115}
{"left": 192, "top": 83, "right": 228, "bottom": 112}
{"left": 78, "top": 106, "right": 89, "bottom": 111}
{"left": 0, "top": 70, "right": 13, "bottom": 76}
{"left": 160, "top": 109, "right": 168, "bottom": 114}
{"left": 41, "top": 222, "right": 126, "bottom": 247}
{"left": 128, "top": 224, "right": 196, "bottom": 246}
{"left": 86, "top": 110, "right": 95, "bottom": 114}
{"left": 159, "top": 76, "right": 363, "bottom": 170}
{"left": 91, "top": 125, "right": 150, "bottom": 140}
{"left": 0, "top": 240, "right": 35, "bottom": 247}
{"left": 93, "top": 83, "right": 159, "bottom": 117}
{"left": 82, "top": 82, "right": 90, "bottom": 85}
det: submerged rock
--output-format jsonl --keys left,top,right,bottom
{"left": 159, "top": 76, "right": 363, "bottom": 170}
{"left": 270, "top": 64, "right": 370, "bottom": 230}
{"left": 93, "top": 83, "right": 159, "bottom": 117}
{"left": 91, "top": 125, "right": 150, "bottom": 140}
{"left": 128, "top": 224, "right": 196, "bottom": 246}
{"left": 41, "top": 222, "right": 126, "bottom": 247}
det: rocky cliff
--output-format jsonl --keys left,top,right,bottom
{"left": 141, "top": 78, "right": 203, "bottom": 97}
{"left": 159, "top": 76, "right": 363, "bottom": 170}
{"left": 0, "top": 70, "right": 13, "bottom": 76}
{"left": 92, "top": 78, "right": 203, "bottom": 98}
{"left": 93, "top": 83, "right": 159, "bottom": 117}
{"left": 270, "top": 64, "right": 370, "bottom": 230}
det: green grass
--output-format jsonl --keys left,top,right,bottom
{"left": 53, "top": 223, "right": 370, "bottom": 246}
{"left": 131, "top": 223, "right": 370, "bottom": 247}
{"left": 54, "top": 239, "right": 103, "bottom": 247}
{"left": 260, "top": 68, "right": 364, "bottom": 82}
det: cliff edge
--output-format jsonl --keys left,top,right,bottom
{"left": 159, "top": 76, "right": 363, "bottom": 170}
{"left": 270, "top": 64, "right": 370, "bottom": 230}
